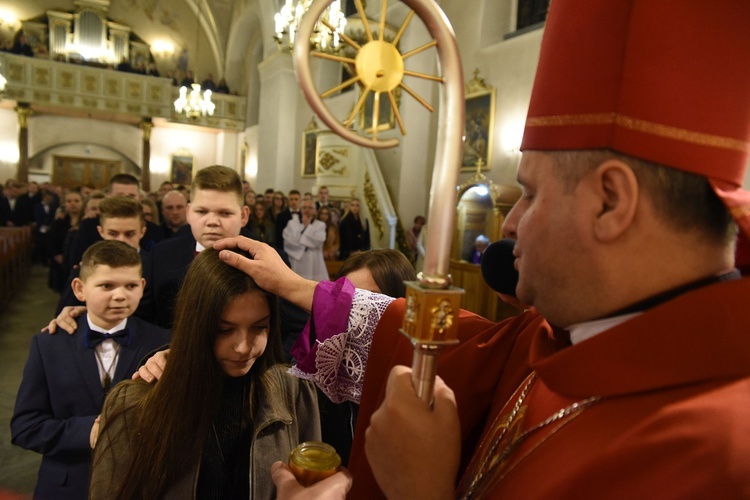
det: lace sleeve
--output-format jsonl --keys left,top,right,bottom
{"left": 290, "top": 279, "right": 394, "bottom": 404}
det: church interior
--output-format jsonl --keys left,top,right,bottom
{"left": 1, "top": 0, "right": 749, "bottom": 495}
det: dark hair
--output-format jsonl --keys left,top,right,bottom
{"left": 79, "top": 240, "right": 142, "bottom": 280}
{"left": 336, "top": 249, "right": 416, "bottom": 298}
{"left": 94, "top": 249, "right": 283, "bottom": 499}
{"left": 109, "top": 173, "right": 140, "bottom": 187}
{"left": 289, "top": 189, "right": 301, "bottom": 196}
{"left": 550, "top": 149, "right": 737, "bottom": 246}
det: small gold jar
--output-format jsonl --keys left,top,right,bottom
{"left": 288, "top": 441, "right": 341, "bottom": 486}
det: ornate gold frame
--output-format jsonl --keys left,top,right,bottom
{"left": 170, "top": 152, "right": 194, "bottom": 185}
{"left": 301, "top": 117, "right": 320, "bottom": 178}
{"left": 462, "top": 68, "right": 495, "bottom": 171}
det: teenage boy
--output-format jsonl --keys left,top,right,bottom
{"left": 68, "top": 173, "right": 164, "bottom": 266}
{"left": 56, "top": 196, "right": 147, "bottom": 314}
{"left": 138, "top": 165, "right": 250, "bottom": 328}
{"left": 49, "top": 166, "right": 307, "bottom": 357}
{"left": 11, "top": 240, "right": 169, "bottom": 500}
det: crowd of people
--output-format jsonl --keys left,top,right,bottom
{"left": 239, "top": 184, "right": 375, "bottom": 280}
{"left": 5, "top": 0, "right": 750, "bottom": 498}
{"left": 2, "top": 30, "right": 234, "bottom": 95}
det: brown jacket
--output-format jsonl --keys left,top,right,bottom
{"left": 90, "top": 365, "right": 320, "bottom": 499}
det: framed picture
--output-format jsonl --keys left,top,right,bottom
{"left": 239, "top": 142, "right": 248, "bottom": 179}
{"left": 462, "top": 69, "right": 495, "bottom": 171}
{"left": 301, "top": 127, "right": 319, "bottom": 178}
{"left": 171, "top": 153, "right": 193, "bottom": 185}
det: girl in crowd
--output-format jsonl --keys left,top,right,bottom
{"left": 336, "top": 248, "right": 415, "bottom": 297}
{"left": 318, "top": 206, "right": 340, "bottom": 261}
{"left": 47, "top": 189, "right": 83, "bottom": 292}
{"left": 247, "top": 201, "right": 276, "bottom": 246}
{"left": 90, "top": 249, "right": 320, "bottom": 499}
{"left": 244, "top": 191, "right": 256, "bottom": 208}
{"left": 338, "top": 198, "right": 370, "bottom": 260}
{"left": 140, "top": 198, "right": 159, "bottom": 225}
{"left": 266, "top": 190, "right": 286, "bottom": 225}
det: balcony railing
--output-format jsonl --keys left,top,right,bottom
{"left": 0, "top": 53, "right": 246, "bottom": 131}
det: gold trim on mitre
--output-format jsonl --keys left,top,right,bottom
{"left": 525, "top": 113, "right": 750, "bottom": 153}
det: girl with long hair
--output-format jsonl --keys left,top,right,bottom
{"left": 246, "top": 201, "right": 276, "bottom": 246}
{"left": 266, "top": 191, "right": 286, "bottom": 224}
{"left": 90, "top": 249, "right": 320, "bottom": 499}
{"left": 318, "top": 206, "right": 340, "bottom": 261}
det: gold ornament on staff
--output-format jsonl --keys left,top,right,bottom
{"left": 293, "top": 0, "right": 465, "bottom": 403}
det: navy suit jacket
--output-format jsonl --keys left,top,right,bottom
{"left": 11, "top": 315, "right": 169, "bottom": 500}
{"left": 139, "top": 232, "right": 197, "bottom": 328}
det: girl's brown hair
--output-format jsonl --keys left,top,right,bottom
{"left": 94, "top": 249, "right": 283, "bottom": 499}
{"left": 336, "top": 249, "right": 416, "bottom": 298}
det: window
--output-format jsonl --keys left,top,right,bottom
{"left": 517, "top": 0, "right": 550, "bottom": 31}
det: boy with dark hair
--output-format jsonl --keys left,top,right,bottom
{"left": 11, "top": 240, "right": 169, "bottom": 500}
{"left": 68, "top": 173, "right": 164, "bottom": 266}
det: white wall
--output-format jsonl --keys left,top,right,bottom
{"left": 149, "top": 125, "right": 219, "bottom": 188}
{"left": 0, "top": 108, "right": 19, "bottom": 182}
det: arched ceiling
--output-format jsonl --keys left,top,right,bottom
{"left": 3, "top": 0, "right": 270, "bottom": 82}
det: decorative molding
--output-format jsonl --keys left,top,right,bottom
{"left": 363, "top": 171, "right": 385, "bottom": 238}
{"left": 0, "top": 53, "right": 247, "bottom": 131}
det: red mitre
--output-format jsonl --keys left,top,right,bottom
{"left": 520, "top": 0, "right": 750, "bottom": 265}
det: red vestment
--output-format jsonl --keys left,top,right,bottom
{"left": 350, "top": 277, "right": 750, "bottom": 498}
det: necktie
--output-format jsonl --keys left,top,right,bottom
{"left": 85, "top": 328, "right": 131, "bottom": 349}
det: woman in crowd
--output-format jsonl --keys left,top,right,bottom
{"left": 244, "top": 191, "right": 256, "bottom": 209}
{"left": 90, "top": 249, "right": 320, "bottom": 499}
{"left": 335, "top": 249, "right": 415, "bottom": 297}
{"left": 266, "top": 191, "right": 286, "bottom": 225}
{"left": 140, "top": 198, "right": 159, "bottom": 225}
{"left": 338, "top": 198, "right": 370, "bottom": 260}
{"left": 47, "top": 189, "right": 83, "bottom": 292}
{"left": 246, "top": 201, "right": 276, "bottom": 246}
{"left": 318, "top": 206, "right": 340, "bottom": 261}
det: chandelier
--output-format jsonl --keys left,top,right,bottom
{"left": 274, "top": 0, "right": 347, "bottom": 53}
{"left": 174, "top": 83, "right": 215, "bottom": 119}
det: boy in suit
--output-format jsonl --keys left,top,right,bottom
{"left": 140, "top": 165, "right": 250, "bottom": 328}
{"left": 11, "top": 240, "right": 169, "bottom": 500}
{"left": 56, "top": 196, "right": 147, "bottom": 314}
{"left": 48, "top": 166, "right": 307, "bottom": 357}
{"left": 68, "top": 173, "right": 164, "bottom": 266}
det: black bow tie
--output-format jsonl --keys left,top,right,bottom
{"left": 85, "top": 328, "right": 131, "bottom": 348}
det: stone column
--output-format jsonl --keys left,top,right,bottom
{"left": 257, "top": 52, "right": 300, "bottom": 192}
{"left": 15, "top": 103, "right": 31, "bottom": 183}
{"left": 140, "top": 118, "right": 154, "bottom": 192}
